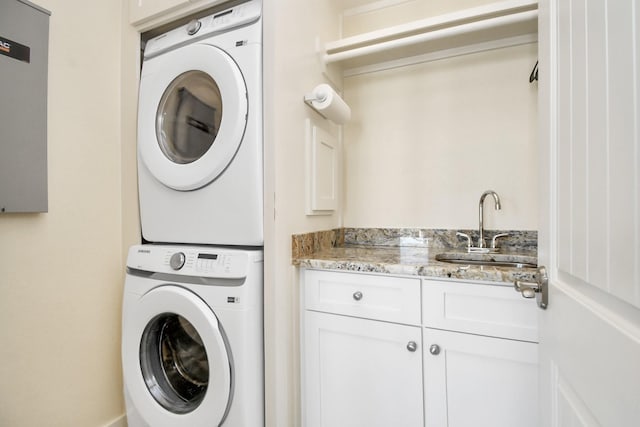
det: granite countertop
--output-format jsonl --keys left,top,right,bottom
{"left": 292, "top": 228, "right": 539, "bottom": 285}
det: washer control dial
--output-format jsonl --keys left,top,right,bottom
{"left": 169, "top": 252, "right": 186, "bottom": 270}
{"left": 186, "top": 19, "right": 201, "bottom": 35}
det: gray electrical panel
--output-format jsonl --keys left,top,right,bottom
{"left": 0, "top": 0, "right": 50, "bottom": 213}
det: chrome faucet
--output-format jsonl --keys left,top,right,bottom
{"left": 478, "top": 190, "right": 501, "bottom": 248}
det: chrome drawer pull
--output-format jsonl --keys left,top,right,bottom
{"left": 352, "top": 291, "right": 363, "bottom": 301}
{"left": 407, "top": 341, "right": 418, "bottom": 352}
{"left": 429, "top": 344, "right": 441, "bottom": 355}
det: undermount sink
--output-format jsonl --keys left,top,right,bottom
{"left": 435, "top": 252, "right": 537, "bottom": 269}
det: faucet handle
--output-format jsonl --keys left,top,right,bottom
{"left": 456, "top": 232, "right": 472, "bottom": 249}
{"left": 491, "top": 233, "right": 509, "bottom": 249}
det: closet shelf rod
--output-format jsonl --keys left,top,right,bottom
{"left": 323, "top": 9, "right": 538, "bottom": 64}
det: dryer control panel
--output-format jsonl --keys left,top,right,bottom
{"left": 144, "top": 0, "right": 262, "bottom": 59}
{"left": 127, "top": 245, "right": 263, "bottom": 280}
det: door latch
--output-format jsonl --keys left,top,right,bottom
{"left": 514, "top": 266, "right": 548, "bottom": 309}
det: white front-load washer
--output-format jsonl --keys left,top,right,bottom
{"left": 122, "top": 244, "right": 264, "bottom": 427}
{"left": 137, "top": 0, "right": 263, "bottom": 246}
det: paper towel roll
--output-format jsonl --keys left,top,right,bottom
{"left": 309, "top": 84, "right": 351, "bottom": 124}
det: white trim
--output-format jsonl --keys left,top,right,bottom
{"left": 328, "top": 0, "right": 537, "bottom": 54}
{"left": 556, "top": 271, "right": 640, "bottom": 344}
{"left": 103, "top": 414, "right": 127, "bottom": 427}
{"left": 343, "top": 34, "right": 537, "bottom": 77}
{"left": 633, "top": 0, "right": 640, "bottom": 307}
{"left": 326, "top": 9, "right": 537, "bottom": 64}
{"left": 555, "top": 370, "right": 601, "bottom": 426}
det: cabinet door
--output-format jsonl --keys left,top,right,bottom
{"left": 303, "top": 311, "right": 423, "bottom": 427}
{"left": 424, "top": 328, "right": 538, "bottom": 427}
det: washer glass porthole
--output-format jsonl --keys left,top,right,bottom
{"left": 139, "top": 313, "right": 209, "bottom": 414}
{"left": 156, "top": 71, "right": 223, "bottom": 164}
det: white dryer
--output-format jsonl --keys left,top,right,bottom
{"left": 122, "top": 244, "right": 264, "bottom": 427}
{"left": 137, "top": 0, "right": 263, "bottom": 246}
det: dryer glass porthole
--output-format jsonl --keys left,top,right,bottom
{"left": 156, "top": 70, "right": 223, "bottom": 165}
{"left": 139, "top": 313, "right": 209, "bottom": 414}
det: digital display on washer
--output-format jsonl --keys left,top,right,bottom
{"left": 198, "top": 253, "right": 218, "bottom": 260}
{"left": 214, "top": 9, "right": 233, "bottom": 19}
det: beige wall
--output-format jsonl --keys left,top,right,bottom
{"left": 342, "top": 43, "right": 539, "bottom": 230}
{"left": 121, "top": 7, "right": 142, "bottom": 263}
{"left": 262, "top": 0, "right": 342, "bottom": 425}
{"left": 0, "top": 0, "right": 136, "bottom": 426}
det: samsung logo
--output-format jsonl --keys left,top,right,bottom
{"left": 137, "top": 249, "right": 151, "bottom": 254}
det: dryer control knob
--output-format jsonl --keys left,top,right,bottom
{"left": 169, "top": 252, "right": 186, "bottom": 270}
{"left": 186, "top": 19, "right": 202, "bottom": 35}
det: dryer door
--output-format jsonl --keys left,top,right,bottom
{"left": 123, "top": 285, "right": 232, "bottom": 427}
{"left": 138, "top": 43, "right": 248, "bottom": 191}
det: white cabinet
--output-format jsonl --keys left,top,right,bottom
{"left": 128, "top": 0, "right": 218, "bottom": 29}
{"left": 421, "top": 280, "right": 539, "bottom": 427}
{"left": 304, "top": 311, "right": 424, "bottom": 427}
{"left": 304, "top": 268, "right": 421, "bottom": 325}
{"left": 422, "top": 280, "right": 539, "bottom": 342}
{"left": 130, "top": 0, "right": 189, "bottom": 25}
{"left": 302, "top": 270, "right": 423, "bottom": 427}
{"left": 423, "top": 328, "right": 538, "bottom": 427}
{"left": 301, "top": 269, "right": 539, "bottom": 427}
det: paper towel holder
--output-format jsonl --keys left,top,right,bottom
{"left": 303, "top": 91, "right": 329, "bottom": 118}
{"left": 303, "top": 83, "right": 351, "bottom": 125}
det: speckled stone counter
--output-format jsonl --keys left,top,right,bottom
{"left": 292, "top": 228, "right": 538, "bottom": 284}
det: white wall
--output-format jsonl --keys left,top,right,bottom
{"left": 342, "top": 43, "right": 539, "bottom": 230}
{"left": 0, "top": 0, "right": 135, "bottom": 425}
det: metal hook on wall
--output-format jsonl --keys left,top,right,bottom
{"left": 529, "top": 60, "right": 538, "bottom": 83}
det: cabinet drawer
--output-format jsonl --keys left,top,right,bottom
{"left": 422, "top": 280, "right": 538, "bottom": 342}
{"left": 304, "top": 270, "right": 421, "bottom": 324}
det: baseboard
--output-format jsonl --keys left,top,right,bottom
{"left": 103, "top": 414, "right": 127, "bottom": 427}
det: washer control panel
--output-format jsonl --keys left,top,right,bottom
{"left": 128, "top": 245, "right": 262, "bottom": 280}
{"left": 194, "top": 252, "right": 231, "bottom": 275}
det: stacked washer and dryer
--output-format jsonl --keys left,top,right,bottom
{"left": 122, "top": 1, "right": 264, "bottom": 426}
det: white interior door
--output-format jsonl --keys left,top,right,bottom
{"left": 538, "top": 0, "right": 640, "bottom": 425}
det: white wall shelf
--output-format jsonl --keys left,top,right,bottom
{"left": 325, "top": 0, "right": 538, "bottom": 76}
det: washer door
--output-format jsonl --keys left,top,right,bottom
{"left": 138, "top": 43, "right": 248, "bottom": 191}
{"left": 123, "top": 285, "right": 232, "bottom": 427}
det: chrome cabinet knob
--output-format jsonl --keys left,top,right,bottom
{"left": 429, "top": 344, "right": 441, "bottom": 355}
{"left": 406, "top": 341, "right": 418, "bottom": 352}
{"left": 352, "top": 291, "right": 363, "bottom": 301}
